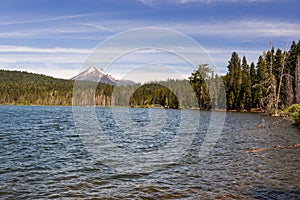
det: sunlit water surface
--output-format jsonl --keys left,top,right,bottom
{"left": 0, "top": 106, "right": 299, "bottom": 199}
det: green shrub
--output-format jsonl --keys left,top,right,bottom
{"left": 294, "top": 112, "right": 300, "bottom": 127}
{"left": 286, "top": 104, "right": 300, "bottom": 127}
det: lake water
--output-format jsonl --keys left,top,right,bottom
{"left": 0, "top": 106, "right": 299, "bottom": 199}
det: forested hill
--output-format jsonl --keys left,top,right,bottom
{"left": 0, "top": 69, "right": 196, "bottom": 108}
{"left": 1, "top": 40, "right": 299, "bottom": 113}
{"left": 0, "top": 70, "right": 74, "bottom": 105}
{"left": 0, "top": 70, "right": 194, "bottom": 108}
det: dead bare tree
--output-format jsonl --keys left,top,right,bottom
{"left": 274, "top": 50, "right": 287, "bottom": 116}
{"left": 256, "top": 45, "right": 289, "bottom": 116}
{"left": 295, "top": 56, "right": 300, "bottom": 103}
{"left": 263, "top": 47, "right": 277, "bottom": 115}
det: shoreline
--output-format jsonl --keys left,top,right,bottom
{"left": 0, "top": 104, "right": 280, "bottom": 114}
{"left": 1, "top": 104, "right": 297, "bottom": 128}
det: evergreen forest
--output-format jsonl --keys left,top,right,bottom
{"left": 0, "top": 40, "right": 299, "bottom": 117}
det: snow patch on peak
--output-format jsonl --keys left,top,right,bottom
{"left": 85, "top": 66, "right": 103, "bottom": 74}
{"left": 71, "top": 66, "right": 135, "bottom": 86}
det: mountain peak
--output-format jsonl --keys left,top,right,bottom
{"left": 84, "top": 66, "right": 103, "bottom": 74}
{"left": 70, "top": 67, "right": 135, "bottom": 86}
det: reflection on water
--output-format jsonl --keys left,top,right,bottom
{"left": 0, "top": 106, "right": 299, "bottom": 199}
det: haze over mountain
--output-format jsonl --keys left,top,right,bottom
{"left": 70, "top": 67, "right": 135, "bottom": 86}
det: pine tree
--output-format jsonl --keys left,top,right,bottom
{"left": 241, "top": 56, "right": 252, "bottom": 111}
{"left": 225, "top": 52, "right": 242, "bottom": 110}
{"left": 189, "top": 64, "right": 211, "bottom": 110}
{"left": 265, "top": 48, "right": 277, "bottom": 115}
{"left": 274, "top": 49, "right": 283, "bottom": 86}
{"left": 255, "top": 55, "right": 268, "bottom": 110}
{"left": 287, "top": 40, "right": 300, "bottom": 103}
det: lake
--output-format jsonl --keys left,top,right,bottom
{"left": 0, "top": 106, "right": 299, "bottom": 199}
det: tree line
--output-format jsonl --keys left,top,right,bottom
{"left": 188, "top": 40, "right": 300, "bottom": 115}
{"left": 0, "top": 70, "right": 114, "bottom": 106}
{"left": 223, "top": 40, "right": 300, "bottom": 115}
{"left": 0, "top": 40, "right": 299, "bottom": 115}
{"left": 0, "top": 70, "right": 194, "bottom": 108}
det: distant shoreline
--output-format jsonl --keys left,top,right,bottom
{"left": 0, "top": 103, "right": 259, "bottom": 113}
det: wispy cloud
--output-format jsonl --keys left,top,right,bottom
{"left": 3, "top": 65, "right": 81, "bottom": 80}
{"left": 138, "top": 0, "right": 272, "bottom": 6}
{"left": 169, "top": 20, "right": 300, "bottom": 38}
{"left": 0, "top": 46, "right": 89, "bottom": 77}
{"left": 79, "top": 23, "right": 113, "bottom": 32}
{"left": 78, "top": 19, "right": 300, "bottom": 38}
{"left": 178, "top": 0, "right": 272, "bottom": 3}
{"left": 0, "top": 54, "right": 86, "bottom": 63}
{"left": 0, "top": 13, "right": 95, "bottom": 26}
{"left": 0, "top": 32, "right": 34, "bottom": 38}
{"left": 0, "top": 0, "right": 296, "bottom": 81}
{"left": 2, "top": 17, "right": 299, "bottom": 40}
{"left": 0, "top": 45, "right": 91, "bottom": 54}
{"left": 0, "top": 27, "right": 101, "bottom": 39}
{"left": 206, "top": 48, "right": 263, "bottom": 54}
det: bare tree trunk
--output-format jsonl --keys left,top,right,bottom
{"left": 285, "top": 74, "right": 294, "bottom": 106}
{"left": 199, "top": 86, "right": 203, "bottom": 110}
{"left": 267, "top": 47, "right": 277, "bottom": 116}
{"left": 274, "top": 51, "right": 287, "bottom": 116}
{"left": 296, "top": 56, "right": 300, "bottom": 104}
{"left": 270, "top": 74, "right": 277, "bottom": 115}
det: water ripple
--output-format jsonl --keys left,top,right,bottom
{"left": 0, "top": 106, "right": 299, "bottom": 199}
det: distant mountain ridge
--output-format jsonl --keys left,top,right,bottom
{"left": 0, "top": 69, "right": 193, "bottom": 108}
{"left": 71, "top": 66, "right": 135, "bottom": 86}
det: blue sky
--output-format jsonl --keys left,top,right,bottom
{"left": 0, "top": 0, "right": 299, "bottom": 80}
